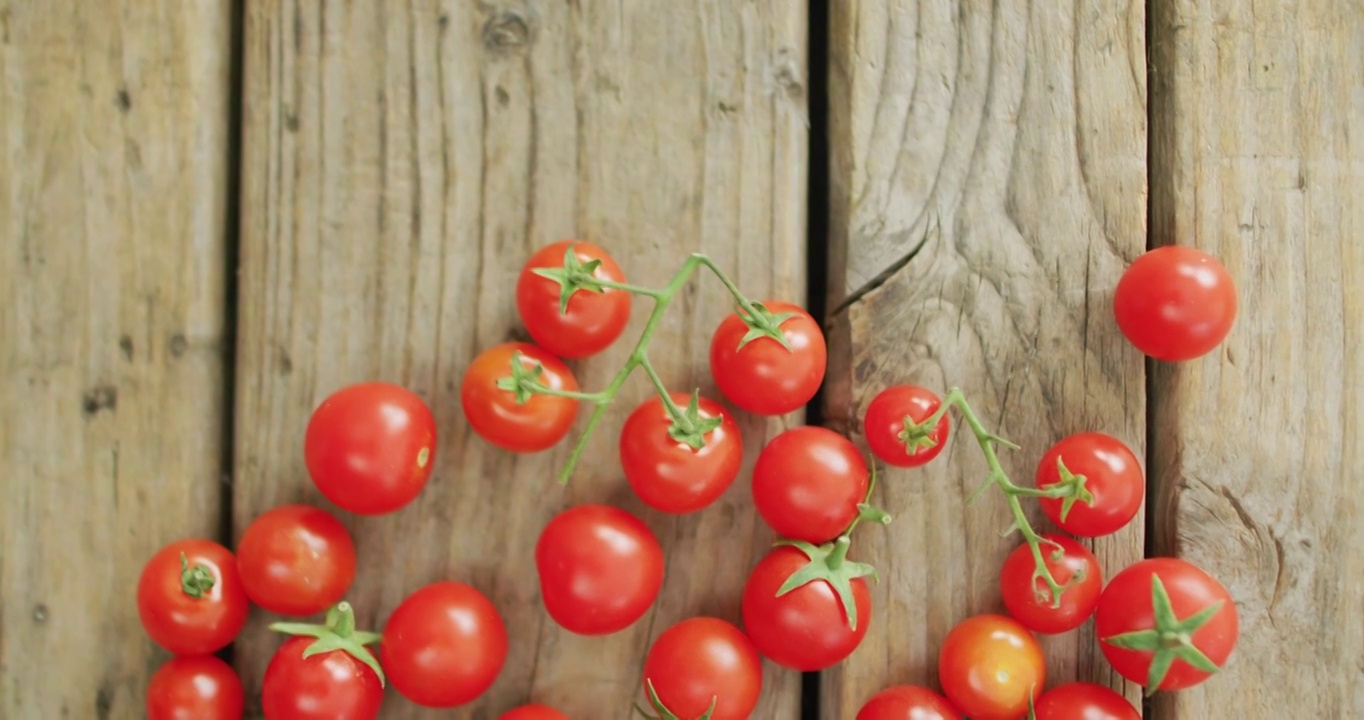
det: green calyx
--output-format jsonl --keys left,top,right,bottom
{"left": 665, "top": 390, "right": 724, "bottom": 451}
{"left": 775, "top": 536, "right": 878, "bottom": 631}
{"left": 733, "top": 302, "right": 795, "bottom": 352}
{"left": 1100, "top": 574, "right": 1225, "bottom": 695}
{"left": 179, "top": 553, "right": 215, "bottom": 599}
{"left": 633, "top": 678, "right": 715, "bottom": 720}
{"left": 270, "top": 601, "right": 386, "bottom": 687}
{"left": 532, "top": 244, "right": 609, "bottom": 315}
{"left": 896, "top": 415, "right": 942, "bottom": 454}
{"left": 1048, "top": 456, "right": 1095, "bottom": 522}
{"left": 496, "top": 351, "right": 546, "bottom": 404}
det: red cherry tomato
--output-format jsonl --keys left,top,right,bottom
{"left": 641, "top": 617, "right": 763, "bottom": 720}
{"left": 462, "top": 342, "right": 580, "bottom": 453}
{"left": 146, "top": 655, "right": 244, "bottom": 720}
{"left": 752, "top": 426, "right": 869, "bottom": 544}
{"left": 855, "top": 685, "right": 962, "bottom": 720}
{"left": 1113, "top": 245, "right": 1237, "bottom": 361}
{"left": 382, "top": 581, "right": 509, "bottom": 708}
{"left": 1095, "top": 558, "right": 1239, "bottom": 691}
{"left": 862, "top": 385, "right": 951, "bottom": 468}
{"left": 999, "top": 534, "right": 1102, "bottom": 634}
{"left": 304, "top": 381, "right": 437, "bottom": 515}
{"left": 236, "top": 504, "right": 356, "bottom": 617}
{"left": 535, "top": 504, "right": 664, "bottom": 635}
{"left": 1032, "top": 682, "right": 1140, "bottom": 720}
{"left": 516, "top": 239, "right": 633, "bottom": 359}
{"left": 619, "top": 392, "right": 743, "bottom": 514}
{"left": 500, "top": 705, "right": 570, "bottom": 720}
{"left": 136, "top": 538, "right": 249, "bottom": 656}
{"left": 262, "top": 635, "right": 383, "bottom": 720}
{"left": 740, "top": 544, "right": 870, "bottom": 671}
{"left": 937, "top": 613, "right": 1045, "bottom": 720}
{"left": 709, "top": 300, "right": 827, "bottom": 416}
{"left": 1036, "top": 432, "right": 1144, "bottom": 537}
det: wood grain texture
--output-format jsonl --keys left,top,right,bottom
{"left": 821, "top": 1, "right": 1147, "bottom": 717}
{"left": 234, "top": 1, "right": 807, "bottom": 717}
{"left": 0, "top": 1, "right": 233, "bottom": 718}
{"left": 1148, "top": 2, "right": 1364, "bottom": 717}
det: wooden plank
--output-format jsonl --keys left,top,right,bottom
{"left": 0, "top": 1, "right": 233, "bottom": 718}
{"left": 1148, "top": 1, "right": 1364, "bottom": 717}
{"left": 821, "top": 1, "right": 1148, "bottom": 717}
{"left": 234, "top": 1, "right": 807, "bottom": 717}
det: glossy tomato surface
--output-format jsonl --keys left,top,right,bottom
{"left": 136, "top": 538, "right": 249, "bottom": 656}
{"left": 855, "top": 684, "right": 962, "bottom": 720}
{"left": 236, "top": 504, "right": 356, "bottom": 617}
{"left": 641, "top": 617, "right": 762, "bottom": 720}
{"left": 535, "top": 504, "right": 664, "bottom": 635}
{"left": 999, "top": 534, "right": 1102, "bottom": 634}
{"left": 382, "top": 581, "right": 509, "bottom": 708}
{"left": 751, "top": 426, "right": 869, "bottom": 544}
{"left": 499, "top": 705, "right": 571, "bottom": 720}
{"left": 146, "top": 655, "right": 244, "bottom": 720}
{"left": 1113, "top": 245, "right": 1237, "bottom": 361}
{"left": 862, "top": 385, "right": 951, "bottom": 468}
{"left": 1036, "top": 432, "right": 1144, "bottom": 537}
{"left": 709, "top": 300, "right": 826, "bottom": 416}
{"left": 462, "top": 342, "right": 580, "bottom": 453}
{"left": 740, "top": 545, "right": 870, "bottom": 672}
{"left": 937, "top": 613, "right": 1045, "bottom": 720}
{"left": 261, "top": 635, "right": 383, "bottom": 720}
{"left": 1032, "top": 682, "right": 1140, "bottom": 720}
{"left": 516, "top": 239, "right": 633, "bottom": 359}
{"left": 620, "top": 392, "right": 743, "bottom": 514}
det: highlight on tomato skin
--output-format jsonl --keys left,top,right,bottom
{"left": 640, "top": 616, "right": 763, "bottom": 720}
{"left": 1112, "top": 244, "right": 1237, "bottom": 362}
{"left": 936, "top": 613, "right": 1045, "bottom": 720}
{"left": 1031, "top": 682, "right": 1140, "bottom": 720}
{"left": 855, "top": 684, "right": 963, "bottom": 720}
{"left": 146, "top": 655, "right": 245, "bottom": 720}
{"left": 498, "top": 704, "right": 571, "bottom": 720}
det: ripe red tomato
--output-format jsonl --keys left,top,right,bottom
{"left": 535, "top": 504, "right": 664, "bottom": 635}
{"left": 462, "top": 342, "right": 580, "bottom": 453}
{"left": 136, "top": 538, "right": 248, "bottom": 656}
{"left": 855, "top": 685, "right": 962, "bottom": 720}
{"left": 500, "top": 705, "right": 570, "bottom": 720}
{"left": 146, "top": 655, "right": 244, "bottom": 720}
{"left": 516, "top": 239, "right": 633, "bottom": 359}
{"left": 740, "top": 544, "right": 871, "bottom": 671}
{"left": 382, "top": 581, "right": 509, "bottom": 708}
{"left": 998, "top": 534, "right": 1102, "bottom": 634}
{"left": 304, "top": 381, "right": 437, "bottom": 515}
{"left": 262, "top": 635, "right": 383, "bottom": 719}
{"left": 620, "top": 392, "right": 743, "bottom": 514}
{"left": 1032, "top": 682, "right": 1139, "bottom": 720}
{"left": 236, "top": 504, "right": 356, "bottom": 617}
{"left": 1095, "top": 557, "right": 1239, "bottom": 691}
{"left": 937, "top": 613, "right": 1045, "bottom": 720}
{"left": 752, "top": 426, "right": 869, "bottom": 544}
{"left": 709, "top": 300, "right": 827, "bottom": 416}
{"left": 1113, "top": 245, "right": 1237, "bottom": 361}
{"left": 641, "top": 617, "right": 763, "bottom": 720}
{"left": 1036, "top": 432, "right": 1144, "bottom": 537}
{"left": 862, "top": 385, "right": 951, "bottom": 468}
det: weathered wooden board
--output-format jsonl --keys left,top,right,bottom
{"left": 235, "top": 1, "right": 807, "bottom": 717}
{"left": 821, "top": 1, "right": 1148, "bottom": 716}
{"left": 0, "top": 1, "right": 233, "bottom": 718}
{"left": 1147, "top": 1, "right": 1364, "bottom": 717}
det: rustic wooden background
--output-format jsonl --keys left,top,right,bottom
{"left": 2, "top": 1, "right": 1359, "bottom": 718}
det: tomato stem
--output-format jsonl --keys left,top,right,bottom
{"left": 269, "top": 601, "right": 386, "bottom": 687}
{"left": 179, "top": 553, "right": 215, "bottom": 599}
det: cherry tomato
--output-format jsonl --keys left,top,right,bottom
{"left": 304, "top": 381, "right": 437, "bottom": 515}
{"left": 937, "top": 613, "right": 1045, "bottom": 720}
{"left": 500, "top": 705, "right": 570, "bottom": 720}
{"left": 136, "top": 538, "right": 249, "bottom": 656}
{"left": 516, "top": 239, "right": 633, "bottom": 359}
{"left": 382, "top": 581, "right": 509, "bottom": 708}
{"left": 146, "top": 655, "right": 244, "bottom": 720}
{"left": 709, "top": 300, "right": 827, "bottom": 416}
{"left": 740, "top": 544, "right": 871, "bottom": 671}
{"left": 236, "top": 504, "right": 356, "bottom": 617}
{"left": 620, "top": 392, "right": 743, "bottom": 514}
{"left": 1036, "top": 432, "right": 1144, "bottom": 537}
{"left": 641, "top": 617, "right": 763, "bottom": 720}
{"left": 998, "top": 534, "right": 1102, "bottom": 634}
{"left": 535, "top": 504, "right": 664, "bottom": 635}
{"left": 462, "top": 342, "right": 580, "bottom": 453}
{"left": 1032, "top": 682, "right": 1139, "bottom": 720}
{"left": 1113, "top": 245, "right": 1237, "bottom": 361}
{"left": 752, "top": 426, "right": 869, "bottom": 544}
{"left": 855, "top": 685, "right": 962, "bottom": 720}
{"left": 862, "top": 385, "right": 951, "bottom": 468}
{"left": 1095, "top": 557, "right": 1239, "bottom": 691}
{"left": 262, "top": 635, "right": 383, "bottom": 720}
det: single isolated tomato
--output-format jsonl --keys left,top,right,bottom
{"left": 1095, "top": 557, "right": 1239, "bottom": 691}
{"left": 855, "top": 684, "right": 962, "bottom": 720}
{"left": 236, "top": 504, "right": 356, "bottom": 617}
{"left": 262, "top": 602, "right": 385, "bottom": 720}
{"left": 709, "top": 300, "right": 827, "bottom": 416}
{"left": 304, "top": 381, "right": 437, "bottom": 515}
{"left": 500, "top": 705, "right": 570, "bottom": 720}
{"left": 1036, "top": 432, "right": 1144, "bottom": 537}
{"left": 136, "top": 538, "right": 249, "bottom": 656}
{"left": 535, "top": 504, "right": 664, "bottom": 635}
{"left": 999, "top": 534, "right": 1102, "bottom": 634}
{"left": 620, "top": 392, "right": 743, "bottom": 514}
{"left": 1032, "top": 682, "right": 1140, "bottom": 720}
{"left": 516, "top": 239, "right": 633, "bottom": 359}
{"left": 382, "top": 581, "right": 509, "bottom": 708}
{"left": 741, "top": 542, "right": 872, "bottom": 672}
{"left": 146, "top": 655, "right": 244, "bottom": 720}
{"left": 1113, "top": 245, "right": 1237, "bottom": 361}
{"left": 937, "top": 613, "right": 1045, "bottom": 720}
{"left": 752, "top": 426, "right": 869, "bottom": 544}
{"left": 862, "top": 385, "right": 951, "bottom": 468}
{"left": 641, "top": 617, "right": 762, "bottom": 720}
{"left": 462, "top": 342, "right": 580, "bottom": 453}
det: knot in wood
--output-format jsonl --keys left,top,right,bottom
{"left": 482, "top": 11, "right": 531, "bottom": 53}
